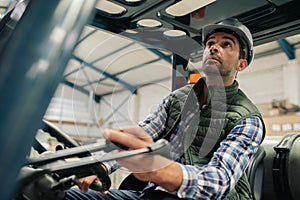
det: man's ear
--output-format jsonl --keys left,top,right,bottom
{"left": 237, "top": 59, "right": 248, "bottom": 72}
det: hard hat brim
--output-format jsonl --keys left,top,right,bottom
{"left": 202, "top": 24, "right": 252, "bottom": 46}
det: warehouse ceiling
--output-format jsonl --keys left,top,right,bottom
{"left": 1, "top": 1, "right": 300, "bottom": 101}
{"left": 59, "top": 0, "right": 300, "bottom": 102}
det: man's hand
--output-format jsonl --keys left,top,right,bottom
{"left": 102, "top": 126, "right": 183, "bottom": 192}
{"left": 77, "top": 175, "right": 100, "bottom": 192}
{"left": 77, "top": 163, "right": 109, "bottom": 193}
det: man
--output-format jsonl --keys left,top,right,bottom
{"left": 65, "top": 18, "right": 265, "bottom": 199}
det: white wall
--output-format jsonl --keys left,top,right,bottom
{"left": 237, "top": 49, "right": 300, "bottom": 110}
{"left": 44, "top": 77, "right": 171, "bottom": 141}
{"left": 44, "top": 84, "right": 103, "bottom": 140}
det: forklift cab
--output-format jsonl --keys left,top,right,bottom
{"left": 1, "top": 0, "right": 300, "bottom": 199}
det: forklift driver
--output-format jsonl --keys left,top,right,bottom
{"left": 65, "top": 18, "right": 265, "bottom": 200}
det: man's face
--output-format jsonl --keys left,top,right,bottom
{"left": 202, "top": 32, "right": 242, "bottom": 78}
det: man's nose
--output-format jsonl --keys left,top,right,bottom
{"left": 209, "top": 44, "right": 219, "bottom": 53}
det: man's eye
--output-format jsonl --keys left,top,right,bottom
{"left": 206, "top": 41, "right": 214, "bottom": 47}
{"left": 224, "top": 42, "right": 231, "bottom": 47}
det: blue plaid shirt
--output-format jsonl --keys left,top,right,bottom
{"left": 104, "top": 92, "right": 264, "bottom": 199}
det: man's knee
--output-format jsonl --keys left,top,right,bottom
{"left": 64, "top": 188, "right": 142, "bottom": 200}
{"left": 64, "top": 187, "right": 107, "bottom": 200}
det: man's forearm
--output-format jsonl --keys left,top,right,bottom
{"left": 134, "top": 162, "right": 183, "bottom": 192}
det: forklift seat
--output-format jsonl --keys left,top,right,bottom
{"left": 246, "top": 145, "right": 266, "bottom": 200}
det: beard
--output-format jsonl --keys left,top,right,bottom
{"left": 202, "top": 60, "right": 235, "bottom": 78}
{"left": 202, "top": 61, "right": 222, "bottom": 76}
{"left": 201, "top": 60, "right": 236, "bottom": 87}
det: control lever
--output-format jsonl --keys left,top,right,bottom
{"left": 40, "top": 139, "right": 170, "bottom": 175}
{"left": 111, "top": 142, "right": 130, "bottom": 150}
{"left": 27, "top": 142, "right": 116, "bottom": 166}
{"left": 110, "top": 139, "right": 170, "bottom": 156}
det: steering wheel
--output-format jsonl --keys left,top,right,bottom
{"left": 18, "top": 162, "right": 111, "bottom": 200}
{"left": 19, "top": 119, "right": 112, "bottom": 199}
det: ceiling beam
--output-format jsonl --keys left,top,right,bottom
{"left": 72, "top": 55, "right": 137, "bottom": 94}
{"left": 62, "top": 79, "right": 101, "bottom": 103}
{"left": 277, "top": 38, "right": 295, "bottom": 60}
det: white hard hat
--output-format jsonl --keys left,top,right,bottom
{"left": 202, "top": 18, "right": 254, "bottom": 66}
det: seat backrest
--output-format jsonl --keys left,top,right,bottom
{"left": 246, "top": 145, "right": 266, "bottom": 200}
{"left": 288, "top": 134, "right": 300, "bottom": 200}
{"left": 271, "top": 133, "right": 300, "bottom": 200}
{"left": 261, "top": 135, "right": 288, "bottom": 200}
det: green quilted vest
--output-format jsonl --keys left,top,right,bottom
{"left": 162, "top": 78, "right": 265, "bottom": 199}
